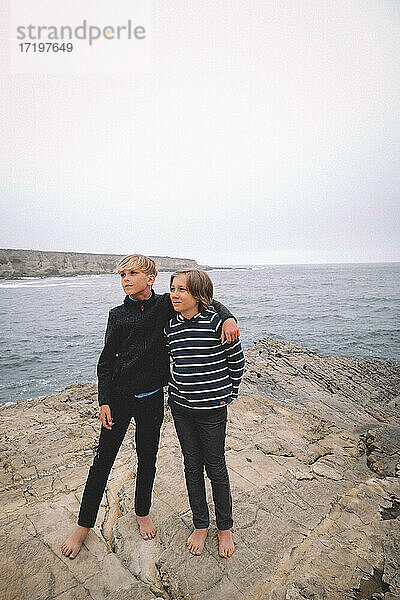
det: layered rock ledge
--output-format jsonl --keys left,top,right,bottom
{"left": 0, "top": 249, "right": 208, "bottom": 279}
{"left": 1, "top": 339, "right": 399, "bottom": 600}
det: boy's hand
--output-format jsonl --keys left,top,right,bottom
{"left": 100, "top": 405, "right": 114, "bottom": 429}
{"left": 221, "top": 318, "right": 239, "bottom": 344}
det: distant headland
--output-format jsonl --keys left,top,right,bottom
{"left": 0, "top": 248, "right": 210, "bottom": 279}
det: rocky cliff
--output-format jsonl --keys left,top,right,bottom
{"left": 1, "top": 339, "right": 399, "bottom": 600}
{"left": 0, "top": 249, "right": 207, "bottom": 279}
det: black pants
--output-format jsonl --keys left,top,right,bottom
{"left": 78, "top": 390, "right": 164, "bottom": 528}
{"left": 171, "top": 404, "right": 233, "bottom": 531}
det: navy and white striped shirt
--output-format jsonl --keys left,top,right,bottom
{"left": 164, "top": 306, "right": 245, "bottom": 410}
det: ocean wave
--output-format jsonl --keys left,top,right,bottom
{"left": 0, "top": 282, "right": 93, "bottom": 289}
{"left": 0, "top": 274, "right": 110, "bottom": 289}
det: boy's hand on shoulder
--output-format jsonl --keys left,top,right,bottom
{"left": 221, "top": 318, "right": 239, "bottom": 344}
{"left": 100, "top": 405, "right": 114, "bottom": 429}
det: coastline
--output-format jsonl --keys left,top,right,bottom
{"left": 1, "top": 261, "right": 399, "bottom": 404}
{"left": 2, "top": 341, "right": 399, "bottom": 407}
{"left": 0, "top": 248, "right": 212, "bottom": 279}
{"left": 1, "top": 337, "right": 399, "bottom": 599}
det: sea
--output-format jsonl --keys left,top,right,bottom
{"left": 0, "top": 263, "right": 399, "bottom": 404}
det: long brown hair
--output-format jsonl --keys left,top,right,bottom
{"left": 170, "top": 270, "right": 213, "bottom": 311}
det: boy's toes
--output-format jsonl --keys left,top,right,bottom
{"left": 136, "top": 515, "right": 157, "bottom": 540}
{"left": 187, "top": 529, "right": 208, "bottom": 556}
{"left": 217, "top": 529, "right": 234, "bottom": 558}
{"left": 188, "top": 542, "right": 200, "bottom": 555}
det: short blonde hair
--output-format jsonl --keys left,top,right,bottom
{"left": 116, "top": 254, "right": 158, "bottom": 276}
{"left": 170, "top": 270, "right": 213, "bottom": 311}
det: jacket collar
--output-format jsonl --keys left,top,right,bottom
{"left": 123, "top": 289, "right": 156, "bottom": 307}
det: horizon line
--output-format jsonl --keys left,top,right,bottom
{"left": 1, "top": 247, "right": 399, "bottom": 267}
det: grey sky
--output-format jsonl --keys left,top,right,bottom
{"left": 2, "top": 0, "right": 400, "bottom": 265}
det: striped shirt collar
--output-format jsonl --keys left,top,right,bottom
{"left": 176, "top": 308, "right": 213, "bottom": 323}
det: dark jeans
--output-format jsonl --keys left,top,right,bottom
{"left": 171, "top": 404, "right": 233, "bottom": 531}
{"left": 78, "top": 390, "right": 164, "bottom": 528}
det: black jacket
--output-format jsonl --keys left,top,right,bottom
{"left": 97, "top": 291, "right": 235, "bottom": 407}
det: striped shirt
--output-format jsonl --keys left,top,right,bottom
{"left": 164, "top": 306, "right": 245, "bottom": 410}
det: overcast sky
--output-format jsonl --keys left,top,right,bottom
{"left": 1, "top": 0, "right": 400, "bottom": 265}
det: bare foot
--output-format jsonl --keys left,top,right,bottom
{"left": 187, "top": 528, "right": 208, "bottom": 555}
{"left": 61, "top": 525, "right": 90, "bottom": 559}
{"left": 218, "top": 529, "right": 234, "bottom": 558}
{"left": 136, "top": 515, "right": 156, "bottom": 540}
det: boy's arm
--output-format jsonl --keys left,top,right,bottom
{"left": 164, "top": 326, "right": 171, "bottom": 356}
{"left": 211, "top": 299, "right": 239, "bottom": 343}
{"left": 97, "top": 311, "right": 120, "bottom": 407}
{"left": 215, "top": 317, "right": 245, "bottom": 398}
{"left": 223, "top": 337, "right": 246, "bottom": 398}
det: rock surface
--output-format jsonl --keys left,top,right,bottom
{"left": 1, "top": 338, "right": 399, "bottom": 600}
{"left": 0, "top": 248, "right": 208, "bottom": 279}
